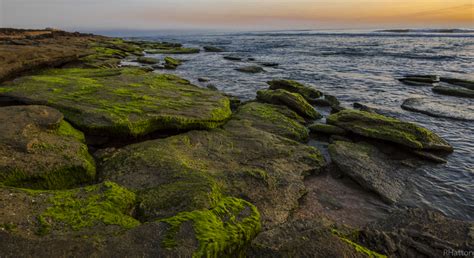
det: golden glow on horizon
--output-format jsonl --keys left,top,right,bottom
{"left": 132, "top": 0, "right": 474, "bottom": 27}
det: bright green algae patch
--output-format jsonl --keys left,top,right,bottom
{"left": 1, "top": 68, "right": 232, "bottom": 137}
{"left": 234, "top": 102, "right": 309, "bottom": 142}
{"left": 160, "top": 197, "right": 261, "bottom": 258}
{"left": 327, "top": 109, "right": 453, "bottom": 151}
{"left": 37, "top": 181, "right": 139, "bottom": 235}
{"left": 331, "top": 229, "right": 387, "bottom": 258}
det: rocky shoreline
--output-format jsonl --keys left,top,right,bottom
{"left": 0, "top": 29, "right": 472, "bottom": 257}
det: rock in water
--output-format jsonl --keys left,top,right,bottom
{"left": 328, "top": 141, "right": 406, "bottom": 204}
{"left": 327, "top": 109, "right": 453, "bottom": 152}
{"left": 203, "top": 46, "right": 224, "bottom": 52}
{"left": 236, "top": 65, "right": 265, "bottom": 73}
{"left": 257, "top": 89, "right": 322, "bottom": 119}
{"left": 0, "top": 68, "right": 232, "bottom": 137}
{"left": 267, "top": 79, "right": 322, "bottom": 101}
{"left": 223, "top": 55, "right": 242, "bottom": 61}
{"left": 163, "top": 56, "right": 182, "bottom": 69}
{"left": 0, "top": 105, "right": 95, "bottom": 189}
{"left": 432, "top": 85, "right": 474, "bottom": 98}
{"left": 234, "top": 102, "right": 309, "bottom": 142}
{"left": 440, "top": 77, "right": 474, "bottom": 90}
{"left": 136, "top": 56, "right": 159, "bottom": 64}
{"left": 402, "top": 97, "right": 474, "bottom": 121}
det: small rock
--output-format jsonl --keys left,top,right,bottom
{"left": 206, "top": 84, "right": 218, "bottom": 91}
{"left": 440, "top": 77, "right": 474, "bottom": 90}
{"left": 432, "top": 85, "right": 474, "bottom": 98}
{"left": 267, "top": 79, "right": 322, "bottom": 101}
{"left": 198, "top": 77, "right": 210, "bottom": 82}
{"left": 203, "top": 46, "right": 224, "bottom": 52}
{"left": 223, "top": 56, "right": 242, "bottom": 61}
{"left": 235, "top": 65, "right": 264, "bottom": 73}
{"left": 261, "top": 62, "right": 279, "bottom": 67}
{"left": 401, "top": 97, "right": 474, "bottom": 121}
{"left": 136, "top": 56, "right": 159, "bottom": 65}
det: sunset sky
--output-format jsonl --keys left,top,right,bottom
{"left": 1, "top": 0, "right": 473, "bottom": 31}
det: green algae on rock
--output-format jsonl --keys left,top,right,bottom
{"left": 0, "top": 181, "right": 139, "bottom": 238}
{"left": 0, "top": 105, "right": 95, "bottom": 190}
{"left": 164, "top": 56, "right": 182, "bottom": 69}
{"left": 308, "top": 123, "right": 346, "bottom": 135}
{"left": 257, "top": 89, "right": 322, "bottom": 119}
{"left": 1, "top": 68, "right": 232, "bottom": 137}
{"left": 234, "top": 102, "right": 309, "bottom": 142}
{"left": 136, "top": 56, "right": 159, "bottom": 65}
{"left": 327, "top": 109, "right": 453, "bottom": 151}
{"left": 267, "top": 79, "right": 322, "bottom": 101}
{"left": 97, "top": 118, "right": 325, "bottom": 228}
{"left": 160, "top": 196, "right": 261, "bottom": 257}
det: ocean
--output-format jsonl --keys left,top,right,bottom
{"left": 121, "top": 29, "right": 473, "bottom": 221}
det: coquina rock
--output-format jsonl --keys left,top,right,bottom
{"left": 257, "top": 89, "right": 322, "bottom": 119}
{"left": 1, "top": 68, "right": 232, "bottom": 137}
{"left": 327, "top": 109, "right": 453, "bottom": 151}
{"left": 0, "top": 105, "right": 95, "bottom": 189}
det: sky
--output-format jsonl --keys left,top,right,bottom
{"left": 0, "top": 0, "right": 473, "bottom": 31}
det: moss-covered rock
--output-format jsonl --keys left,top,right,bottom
{"left": 327, "top": 109, "right": 453, "bottom": 151}
{"left": 0, "top": 181, "right": 139, "bottom": 238}
{"left": 1, "top": 68, "right": 232, "bottom": 137}
{"left": 79, "top": 39, "right": 144, "bottom": 68}
{"left": 309, "top": 123, "right": 346, "bottom": 135}
{"left": 164, "top": 56, "right": 182, "bottom": 69}
{"left": 98, "top": 118, "right": 325, "bottom": 228}
{"left": 267, "top": 79, "right": 322, "bottom": 101}
{"left": 432, "top": 85, "right": 474, "bottom": 98}
{"left": 160, "top": 196, "right": 261, "bottom": 257}
{"left": 234, "top": 102, "right": 309, "bottom": 142}
{"left": 145, "top": 48, "right": 200, "bottom": 54}
{"left": 257, "top": 89, "right": 322, "bottom": 119}
{"left": 136, "top": 56, "right": 159, "bottom": 65}
{"left": 0, "top": 105, "right": 95, "bottom": 190}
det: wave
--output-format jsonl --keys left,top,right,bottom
{"left": 375, "top": 29, "right": 474, "bottom": 34}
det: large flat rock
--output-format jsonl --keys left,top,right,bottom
{"left": 1, "top": 68, "right": 232, "bottom": 137}
{"left": 328, "top": 141, "right": 406, "bottom": 204}
{"left": 402, "top": 97, "right": 474, "bottom": 121}
{"left": 0, "top": 105, "right": 95, "bottom": 189}
{"left": 97, "top": 118, "right": 326, "bottom": 229}
{"left": 327, "top": 109, "right": 453, "bottom": 152}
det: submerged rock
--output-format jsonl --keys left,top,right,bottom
{"left": 234, "top": 102, "right": 309, "bottom": 142}
{"left": 309, "top": 123, "right": 346, "bottom": 135}
{"left": 327, "top": 109, "right": 453, "bottom": 151}
{"left": 257, "top": 89, "right": 322, "bottom": 119}
{"left": 223, "top": 55, "right": 242, "bottom": 61}
{"left": 136, "top": 56, "right": 159, "bottom": 65}
{"left": 398, "top": 75, "right": 439, "bottom": 86}
{"left": 440, "top": 77, "right": 474, "bottom": 90}
{"left": 203, "top": 46, "right": 224, "bottom": 52}
{"left": 360, "top": 208, "right": 474, "bottom": 257}
{"left": 236, "top": 65, "right": 265, "bottom": 73}
{"left": 402, "top": 97, "right": 474, "bottom": 121}
{"left": 198, "top": 77, "right": 210, "bottom": 82}
{"left": 98, "top": 118, "right": 326, "bottom": 228}
{"left": 267, "top": 79, "right": 322, "bottom": 102}
{"left": 328, "top": 141, "right": 406, "bottom": 204}
{"left": 432, "top": 85, "right": 474, "bottom": 98}
{"left": 0, "top": 105, "right": 95, "bottom": 189}
{"left": 1, "top": 68, "right": 232, "bottom": 137}
{"left": 260, "top": 62, "right": 279, "bottom": 67}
